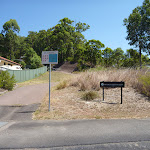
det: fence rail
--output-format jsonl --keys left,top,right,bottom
{"left": 8, "top": 66, "right": 47, "bottom": 83}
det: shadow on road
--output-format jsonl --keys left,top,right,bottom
{"left": 0, "top": 103, "right": 40, "bottom": 121}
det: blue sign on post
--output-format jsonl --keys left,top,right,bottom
{"left": 42, "top": 51, "right": 58, "bottom": 112}
{"left": 49, "top": 54, "right": 58, "bottom": 63}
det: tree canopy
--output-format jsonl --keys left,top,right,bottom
{"left": 0, "top": 16, "right": 149, "bottom": 69}
{"left": 124, "top": 0, "right": 150, "bottom": 68}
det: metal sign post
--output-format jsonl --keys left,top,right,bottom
{"left": 42, "top": 51, "right": 58, "bottom": 111}
{"left": 49, "top": 64, "right": 51, "bottom": 111}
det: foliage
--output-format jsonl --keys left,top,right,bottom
{"left": 112, "top": 48, "right": 124, "bottom": 68}
{"left": 123, "top": 49, "right": 149, "bottom": 68}
{"left": 1, "top": 19, "right": 20, "bottom": 60}
{"left": 20, "top": 61, "right": 26, "bottom": 69}
{"left": 124, "top": 0, "right": 150, "bottom": 67}
{"left": 0, "top": 71, "right": 16, "bottom": 90}
{"left": 56, "top": 80, "right": 68, "bottom": 90}
{"left": 2, "top": 19, "right": 20, "bottom": 33}
{"left": 0, "top": 17, "right": 149, "bottom": 70}
{"left": 85, "top": 39, "right": 105, "bottom": 66}
{"left": 82, "top": 91, "right": 98, "bottom": 101}
{"left": 102, "top": 47, "right": 113, "bottom": 67}
{"left": 24, "top": 48, "right": 42, "bottom": 69}
{"left": 138, "top": 73, "right": 150, "bottom": 97}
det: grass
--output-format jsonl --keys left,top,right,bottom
{"left": 18, "top": 71, "right": 72, "bottom": 87}
{"left": 33, "top": 68, "right": 150, "bottom": 120}
{"left": 56, "top": 80, "right": 68, "bottom": 90}
{"left": 138, "top": 72, "right": 150, "bottom": 97}
{"left": 68, "top": 68, "right": 148, "bottom": 91}
{"left": 82, "top": 91, "right": 99, "bottom": 101}
{"left": 33, "top": 86, "right": 150, "bottom": 120}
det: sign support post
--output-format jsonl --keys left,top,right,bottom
{"left": 42, "top": 51, "right": 58, "bottom": 111}
{"left": 49, "top": 64, "right": 51, "bottom": 111}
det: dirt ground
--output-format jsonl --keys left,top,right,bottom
{"left": 33, "top": 85, "right": 150, "bottom": 120}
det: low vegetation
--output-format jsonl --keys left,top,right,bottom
{"left": 82, "top": 91, "right": 99, "bottom": 101}
{"left": 56, "top": 80, "right": 68, "bottom": 90}
{"left": 69, "top": 68, "right": 150, "bottom": 97}
{"left": 138, "top": 73, "right": 150, "bottom": 97}
{"left": 18, "top": 71, "right": 72, "bottom": 86}
{"left": 0, "top": 71, "right": 16, "bottom": 91}
{"left": 33, "top": 68, "right": 150, "bottom": 120}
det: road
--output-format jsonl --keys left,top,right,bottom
{"left": 0, "top": 119, "right": 150, "bottom": 149}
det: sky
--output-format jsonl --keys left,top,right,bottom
{"left": 0, "top": 0, "right": 144, "bottom": 53}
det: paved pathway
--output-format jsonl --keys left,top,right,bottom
{"left": 0, "top": 83, "right": 55, "bottom": 121}
{"left": 0, "top": 83, "right": 50, "bottom": 105}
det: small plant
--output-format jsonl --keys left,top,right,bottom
{"left": 82, "top": 91, "right": 98, "bottom": 101}
{"left": 0, "top": 71, "right": 16, "bottom": 91}
{"left": 138, "top": 73, "right": 150, "bottom": 97}
{"left": 56, "top": 80, "right": 68, "bottom": 90}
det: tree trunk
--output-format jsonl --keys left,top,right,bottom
{"left": 139, "top": 42, "right": 142, "bottom": 69}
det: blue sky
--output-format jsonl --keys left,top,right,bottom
{"left": 0, "top": 0, "right": 144, "bottom": 53}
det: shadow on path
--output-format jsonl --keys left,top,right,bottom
{"left": 0, "top": 103, "right": 40, "bottom": 121}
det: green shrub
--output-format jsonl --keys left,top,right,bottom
{"left": 0, "top": 76, "right": 2, "bottom": 88}
{"left": 82, "top": 91, "right": 98, "bottom": 101}
{"left": 138, "top": 73, "right": 150, "bottom": 97}
{"left": 0, "top": 71, "right": 16, "bottom": 91}
{"left": 20, "top": 61, "right": 26, "bottom": 69}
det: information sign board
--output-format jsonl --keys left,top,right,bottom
{"left": 100, "top": 81, "right": 125, "bottom": 104}
{"left": 41, "top": 51, "right": 58, "bottom": 111}
{"left": 42, "top": 51, "right": 58, "bottom": 64}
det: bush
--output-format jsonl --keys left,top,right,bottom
{"left": 82, "top": 91, "right": 98, "bottom": 101}
{"left": 56, "top": 80, "right": 68, "bottom": 90}
{"left": 138, "top": 73, "right": 150, "bottom": 97}
{"left": 20, "top": 61, "right": 26, "bottom": 69}
{"left": 0, "top": 71, "right": 16, "bottom": 91}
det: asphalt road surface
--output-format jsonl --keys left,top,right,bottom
{"left": 0, "top": 119, "right": 150, "bottom": 149}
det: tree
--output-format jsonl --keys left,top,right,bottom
{"left": 102, "top": 47, "right": 113, "bottom": 67}
{"left": 124, "top": 0, "right": 150, "bottom": 68}
{"left": 123, "top": 49, "right": 139, "bottom": 67}
{"left": 73, "top": 22, "right": 90, "bottom": 62}
{"left": 85, "top": 39, "right": 105, "bottom": 66}
{"left": 75, "top": 22, "right": 90, "bottom": 33}
{"left": 0, "top": 33, "right": 4, "bottom": 56}
{"left": 112, "top": 48, "right": 124, "bottom": 68}
{"left": 2, "top": 19, "right": 20, "bottom": 60}
{"left": 24, "top": 48, "right": 42, "bottom": 69}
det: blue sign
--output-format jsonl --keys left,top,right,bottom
{"left": 49, "top": 54, "right": 58, "bottom": 63}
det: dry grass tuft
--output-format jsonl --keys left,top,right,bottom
{"left": 56, "top": 80, "right": 68, "bottom": 90}
{"left": 82, "top": 91, "right": 99, "bottom": 101}
{"left": 69, "top": 68, "right": 147, "bottom": 91}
